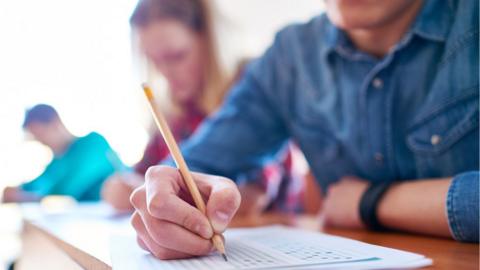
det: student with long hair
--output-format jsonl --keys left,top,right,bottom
{"left": 102, "top": 0, "right": 302, "bottom": 213}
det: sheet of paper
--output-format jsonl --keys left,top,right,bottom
{"left": 110, "top": 226, "right": 432, "bottom": 270}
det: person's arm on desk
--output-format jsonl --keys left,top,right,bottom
{"left": 376, "top": 178, "right": 452, "bottom": 238}
{"left": 102, "top": 172, "right": 144, "bottom": 211}
{"left": 2, "top": 166, "right": 55, "bottom": 203}
{"left": 103, "top": 130, "right": 177, "bottom": 211}
{"left": 323, "top": 172, "right": 479, "bottom": 242}
{"left": 2, "top": 186, "right": 41, "bottom": 203}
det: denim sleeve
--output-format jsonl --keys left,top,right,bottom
{"left": 446, "top": 171, "right": 479, "bottom": 242}
{"left": 164, "top": 33, "right": 293, "bottom": 183}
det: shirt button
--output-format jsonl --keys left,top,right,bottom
{"left": 374, "top": 152, "right": 384, "bottom": 163}
{"left": 431, "top": 135, "right": 441, "bottom": 145}
{"left": 372, "top": 78, "right": 383, "bottom": 89}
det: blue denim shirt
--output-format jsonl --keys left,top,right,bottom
{"left": 170, "top": 0, "right": 479, "bottom": 242}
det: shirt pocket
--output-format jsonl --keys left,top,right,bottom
{"left": 406, "top": 88, "right": 479, "bottom": 178}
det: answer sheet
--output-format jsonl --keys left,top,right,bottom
{"left": 110, "top": 226, "right": 432, "bottom": 270}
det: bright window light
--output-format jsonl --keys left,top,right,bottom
{"left": 0, "top": 0, "right": 323, "bottom": 189}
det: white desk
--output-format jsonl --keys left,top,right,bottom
{"left": 17, "top": 203, "right": 132, "bottom": 269}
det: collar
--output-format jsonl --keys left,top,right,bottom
{"left": 409, "top": 0, "right": 454, "bottom": 42}
{"left": 321, "top": 0, "right": 454, "bottom": 58}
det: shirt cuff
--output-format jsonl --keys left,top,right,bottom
{"left": 446, "top": 171, "right": 479, "bottom": 242}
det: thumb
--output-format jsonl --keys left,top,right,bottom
{"left": 205, "top": 178, "right": 241, "bottom": 233}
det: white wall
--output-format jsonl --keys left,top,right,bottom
{"left": 215, "top": 0, "right": 324, "bottom": 56}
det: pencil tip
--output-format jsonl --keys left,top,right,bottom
{"left": 222, "top": 253, "right": 228, "bottom": 262}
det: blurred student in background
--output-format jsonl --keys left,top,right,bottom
{"left": 2, "top": 104, "right": 121, "bottom": 203}
{"left": 101, "top": 0, "right": 305, "bottom": 213}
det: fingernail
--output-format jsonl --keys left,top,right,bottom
{"left": 211, "top": 210, "right": 230, "bottom": 232}
{"left": 195, "top": 224, "right": 213, "bottom": 239}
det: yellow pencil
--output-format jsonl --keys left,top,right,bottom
{"left": 141, "top": 83, "right": 227, "bottom": 261}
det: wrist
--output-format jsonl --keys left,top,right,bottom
{"left": 359, "top": 182, "right": 392, "bottom": 231}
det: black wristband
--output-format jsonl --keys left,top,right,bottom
{"left": 359, "top": 182, "right": 391, "bottom": 231}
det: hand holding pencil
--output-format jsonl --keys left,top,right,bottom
{"left": 129, "top": 83, "right": 241, "bottom": 260}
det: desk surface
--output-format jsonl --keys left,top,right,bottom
{"left": 19, "top": 211, "right": 479, "bottom": 270}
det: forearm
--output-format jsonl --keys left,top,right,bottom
{"left": 2, "top": 187, "right": 41, "bottom": 203}
{"left": 237, "top": 183, "right": 269, "bottom": 216}
{"left": 162, "top": 47, "right": 289, "bottom": 181}
{"left": 377, "top": 178, "right": 452, "bottom": 238}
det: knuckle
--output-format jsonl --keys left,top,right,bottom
{"left": 219, "top": 177, "right": 237, "bottom": 189}
{"left": 181, "top": 209, "right": 199, "bottom": 231}
{"left": 130, "top": 212, "right": 142, "bottom": 231}
{"left": 145, "top": 166, "right": 162, "bottom": 181}
{"left": 129, "top": 194, "right": 139, "bottom": 210}
{"left": 220, "top": 188, "right": 241, "bottom": 210}
{"left": 129, "top": 186, "right": 144, "bottom": 209}
{"left": 147, "top": 194, "right": 170, "bottom": 216}
{"left": 145, "top": 165, "right": 172, "bottom": 182}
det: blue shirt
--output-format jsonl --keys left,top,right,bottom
{"left": 21, "top": 132, "right": 121, "bottom": 201}
{"left": 171, "top": 0, "right": 479, "bottom": 242}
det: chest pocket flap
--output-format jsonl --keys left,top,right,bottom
{"left": 407, "top": 88, "right": 479, "bottom": 156}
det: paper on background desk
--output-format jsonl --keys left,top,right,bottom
{"left": 110, "top": 225, "right": 432, "bottom": 270}
{"left": 21, "top": 202, "right": 133, "bottom": 265}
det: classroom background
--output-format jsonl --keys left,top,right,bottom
{"left": 0, "top": 0, "right": 323, "bottom": 192}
